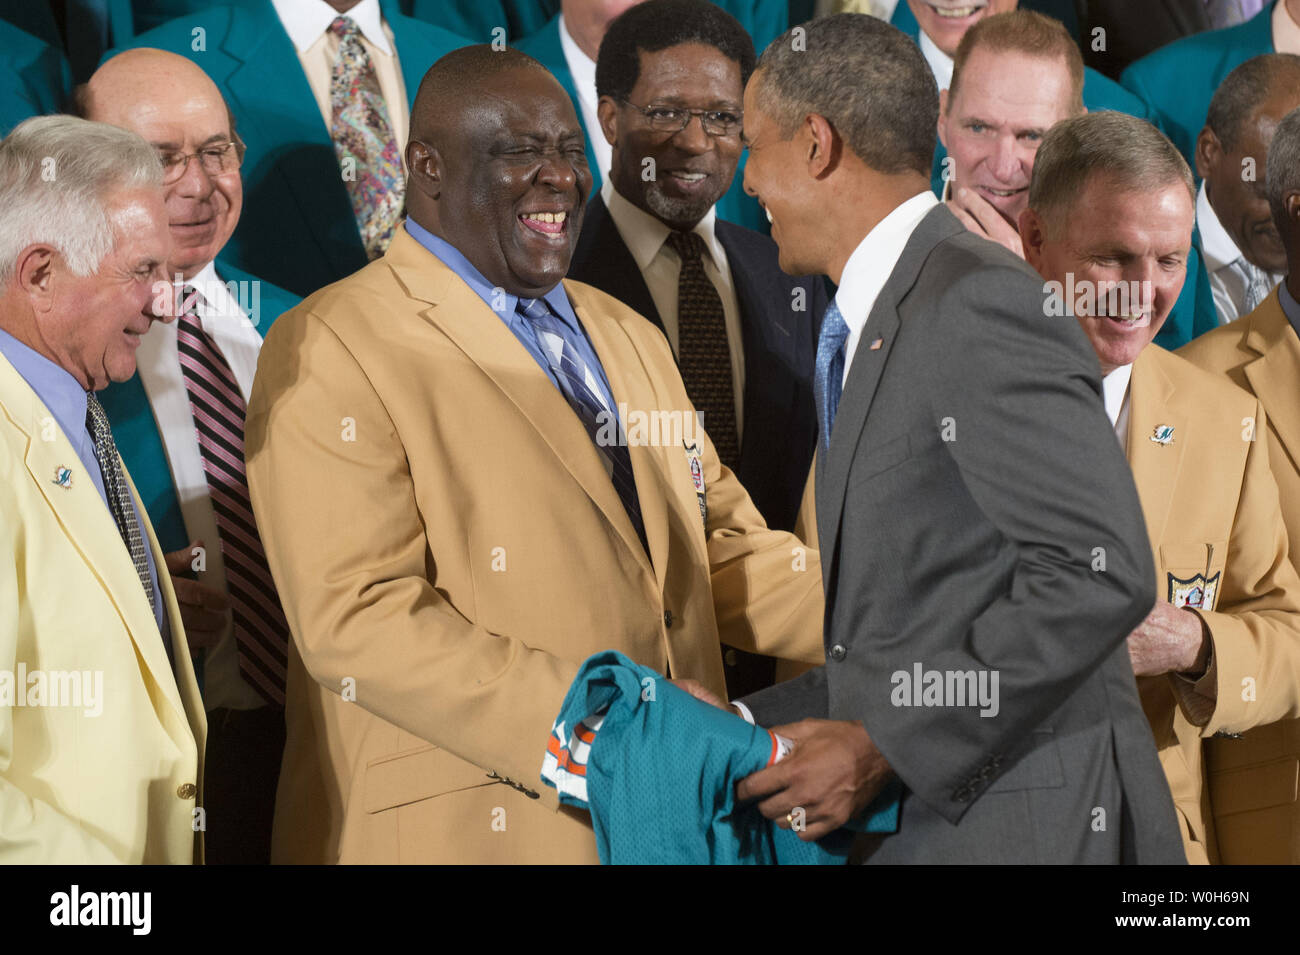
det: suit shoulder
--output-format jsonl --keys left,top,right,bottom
{"left": 928, "top": 229, "right": 1044, "bottom": 298}
{"left": 1177, "top": 312, "right": 1256, "bottom": 373}
{"left": 1122, "top": 18, "right": 1254, "bottom": 83}
{"left": 1147, "top": 345, "right": 1256, "bottom": 417}
{"left": 260, "top": 260, "right": 394, "bottom": 349}
{"left": 117, "top": 5, "right": 238, "bottom": 55}
{"left": 390, "top": 11, "right": 474, "bottom": 53}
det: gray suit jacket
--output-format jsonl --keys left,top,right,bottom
{"left": 743, "top": 205, "right": 1186, "bottom": 864}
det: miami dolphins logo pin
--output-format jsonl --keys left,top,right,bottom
{"left": 52, "top": 465, "right": 73, "bottom": 489}
{"left": 1150, "top": 424, "right": 1175, "bottom": 446}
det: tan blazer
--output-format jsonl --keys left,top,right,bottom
{"left": 0, "top": 354, "right": 205, "bottom": 863}
{"left": 1127, "top": 344, "right": 1300, "bottom": 864}
{"left": 245, "top": 228, "right": 824, "bottom": 864}
{"left": 1180, "top": 290, "right": 1300, "bottom": 862}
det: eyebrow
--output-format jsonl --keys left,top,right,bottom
{"left": 150, "top": 133, "right": 233, "bottom": 151}
{"left": 960, "top": 116, "right": 1048, "bottom": 137}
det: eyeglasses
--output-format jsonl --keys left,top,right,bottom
{"left": 157, "top": 141, "right": 243, "bottom": 184}
{"left": 619, "top": 100, "right": 743, "bottom": 138}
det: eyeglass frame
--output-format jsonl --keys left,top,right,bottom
{"left": 156, "top": 138, "right": 245, "bottom": 184}
{"left": 617, "top": 99, "right": 744, "bottom": 139}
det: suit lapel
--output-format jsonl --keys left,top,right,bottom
{"left": 818, "top": 205, "right": 962, "bottom": 567}
{"left": 1125, "top": 348, "right": 1185, "bottom": 548}
{"left": 1244, "top": 295, "right": 1300, "bottom": 472}
{"left": 0, "top": 357, "right": 188, "bottom": 727}
{"left": 386, "top": 231, "right": 653, "bottom": 576}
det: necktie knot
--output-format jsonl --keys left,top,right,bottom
{"left": 330, "top": 15, "right": 360, "bottom": 40}
{"left": 667, "top": 230, "right": 707, "bottom": 264}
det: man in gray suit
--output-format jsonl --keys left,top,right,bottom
{"left": 731, "top": 14, "right": 1185, "bottom": 863}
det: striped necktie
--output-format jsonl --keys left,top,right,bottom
{"left": 177, "top": 287, "right": 289, "bottom": 706}
{"left": 1243, "top": 259, "right": 1275, "bottom": 314}
{"left": 85, "top": 391, "right": 156, "bottom": 616}
{"left": 329, "top": 15, "right": 405, "bottom": 259}
{"left": 517, "top": 296, "right": 648, "bottom": 552}
{"left": 667, "top": 230, "right": 740, "bottom": 472}
{"left": 814, "top": 300, "right": 850, "bottom": 451}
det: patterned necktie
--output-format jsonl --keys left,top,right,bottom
{"left": 85, "top": 391, "right": 156, "bottom": 616}
{"left": 666, "top": 231, "right": 741, "bottom": 473}
{"left": 177, "top": 288, "right": 289, "bottom": 706}
{"left": 517, "top": 297, "right": 648, "bottom": 551}
{"left": 329, "top": 16, "right": 405, "bottom": 260}
{"left": 814, "top": 300, "right": 850, "bottom": 451}
{"left": 1242, "top": 259, "right": 1275, "bottom": 314}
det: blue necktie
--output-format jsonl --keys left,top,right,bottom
{"left": 518, "top": 297, "right": 647, "bottom": 551}
{"left": 814, "top": 301, "right": 850, "bottom": 450}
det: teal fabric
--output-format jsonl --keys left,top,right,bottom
{"left": 1121, "top": 1, "right": 1276, "bottom": 171}
{"left": 407, "top": 0, "right": 558, "bottom": 42}
{"left": 97, "top": 260, "right": 299, "bottom": 556}
{"left": 1153, "top": 228, "right": 1219, "bottom": 350}
{"left": 0, "top": 19, "right": 72, "bottom": 134}
{"left": 544, "top": 650, "right": 899, "bottom": 865}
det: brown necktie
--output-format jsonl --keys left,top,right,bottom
{"left": 667, "top": 230, "right": 740, "bottom": 471}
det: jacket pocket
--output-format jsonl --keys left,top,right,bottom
{"left": 986, "top": 731, "right": 1065, "bottom": 793}
{"left": 848, "top": 433, "right": 913, "bottom": 488}
{"left": 364, "top": 744, "right": 496, "bottom": 814}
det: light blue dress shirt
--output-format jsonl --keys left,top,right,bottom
{"left": 0, "top": 327, "right": 171, "bottom": 646}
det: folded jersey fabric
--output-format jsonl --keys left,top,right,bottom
{"left": 541, "top": 650, "right": 899, "bottom": 864}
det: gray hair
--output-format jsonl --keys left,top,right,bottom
{"left": 1267, "top": 106, "right": 1300, "bottom": 240}
{"left": 0, "top": 115, "right": 163, "bottom": 286}
{"left": 755, "top": 13, "right": 937, "bottom": 177}
{"left": 1029, "top": 111, "right": 1193, "bottom": 237}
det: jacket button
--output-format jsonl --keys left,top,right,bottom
{"left": 177, "top": 783, "right": 197, "bottom": 800}
{"left": 829, "top": 644, "right": 847, "bottom": 662}
{"left": 663, "top": 610, "right": 673, "bottom": 628}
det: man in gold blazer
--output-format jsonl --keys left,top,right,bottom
{"left": 1022, "top": 111, "right": 1300, "bottom": 865}
{"left": 0, "top": 117, "right": 205, "bottom": 864}
{"left": 245, "top": 47, "right": 823, "bottom": 864}
{"left": 1179, "top": 106, "right": 1300, "bottom": 864}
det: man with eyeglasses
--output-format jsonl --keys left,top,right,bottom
{"left": 569, "top": 0, "right": 828, "bottom": 697}
{"left": 78, "top": 47, "right": 299, "bottom": 865}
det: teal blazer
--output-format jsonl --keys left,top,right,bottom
{"left": 114, "top": 0, "right": 470, "bottom": 298}
{"left": 1155, "top": 227, "right": 1222, "bottom": 351}
{"left": 407, "top": 0, "right": 558, "bottom": 43}
{"left": 0, "top": 19, "right": 72, "bottom": 133}
{"left": 513, "top": 10, "right": 771, "bottom": 234}
{"left": 98, "top": 261, "right": 299, "bottom": 554}
{"left": 889, "top": 4, "right": 1152, "bottom": 195}
{"left": 1121, "top": 1, "right": 1275, "bottom": 169}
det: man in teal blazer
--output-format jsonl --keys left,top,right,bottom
{"left": 115, "top": 0, "right": 469, "bottom": 298}
{"left": 891, "top": 0, "right": 1152, "bottom": 194}
{"left": 514, "top": 0, "right": 782, "bottom": 233}
{"left": 0, "top": 19, "right": 71, "bottom": 133}
{"left": 1122, "top": 1, "right": 1278, "bottom": 170}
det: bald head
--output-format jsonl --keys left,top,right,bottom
{"left": 81, "top": 49, "right": 243, "bottom": 280}
{"left": 410, "top": 45, "right": 554, "bottom": 144}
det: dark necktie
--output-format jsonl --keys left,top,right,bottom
{"left": 517, "top": 296, "right": 648, "bottom": 552}
{"left": 667, "top": 230, "right": 740, "bottom": 472}
{"left": 85, "top": 391, "right": 156, "bottom": 616}
{"left": 177, "top": 287, "right": 290, "bottom": 706}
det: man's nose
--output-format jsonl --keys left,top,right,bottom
{"left": 537, "top": 151, "right": 578, "bottom": 190}
{"left": 990, "top": 135, "right": 1022, "bottom": 183}
{"left": 670, "top": 114, "right": 712, "bottom": 154}
{"left": 172, "top": 153, "right": 215, "bottom": 198}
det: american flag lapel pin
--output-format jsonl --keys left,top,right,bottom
{"left": 869, "top": 337, "right": 884, "bottom": 351}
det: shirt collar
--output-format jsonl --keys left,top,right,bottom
{"left": 600, "top": 178, "right": 723, "bottom": 272}
{"left": 919, "top": 30, "right": 954, "bottom": 93}
{"left": 1101, "top": 362, "right": 1133, "bottom": 428}
{"left": 176, "top": 260, "right": 250, "bottom": 334}
{"left": 403, "top": 218, "right": 578, "bottom": 333}
{"left": 1197, "top": 179, "right": 1245, "bottom": 273}
{"left": 272, "top": 0, "right": 392, "bottom": 55}
{"left": 558, "top": 13, "right": 596, "bottom": 93}
{"left": 834, "top": 191, "right": 940, "bottom": 337}
{"left": 0, "top": 325, "right": 91, "bottom": 444}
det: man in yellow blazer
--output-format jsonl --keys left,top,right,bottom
{"left": 1022, "top": 111, "right": 1300, "bottom": 865}
{"left": 245, "top": 47, "right": 824, "bottom": 865}
{"left": 1180, "top": 106, "right": 1300, "bottom": 864}
{"left": 0, "top": 116, "right": 205, "bottom": 863}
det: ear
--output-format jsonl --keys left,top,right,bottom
{"left": 937, "top": 89, "right": 949, "bottom": 150}
{"left": 597, "top": 96, "right": 619, "bottom": 147}
{"left": 805, "top": 113, "right": 838, "bottom": 178}
{"left": 405, "top": 138, "right": 442, "bottom": 199}
{"left": 1018, "top": 208, "right": 1048, "bottom": 271}
{"left": 15, "top": 245, "right": 56, "bottom": 312}
{"left": 1286, "top": 190, "right": 1300, "bottom": 237}
{"left": 1194, "top": 125, "right": 1220, "bottom": 183}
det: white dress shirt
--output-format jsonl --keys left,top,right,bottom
{"left": 1102, "top": 363, "right": 1133, "bottom": 445}
{"left": 1275, "top": 0, "right": 1300, "bottom": 54}
{"left": 559, "top": 13, "right": 612, "bottom": 181}
{"left": 1197, "top": 181, "right": 1284, "bottom": 324}
{"left": 271, "top": 0, "right": 410, "bottom": 157}
{"left": 601, "top": 178, "right": 746, "bottom": 437}
{"left": 836, "top": 190, "right": 940, "bottom": 385}
{"left": 135, "top": 261, "right": 269, "bottom": 712}
{"left": 919, "top": 29, "right": 954, "bottom": 93}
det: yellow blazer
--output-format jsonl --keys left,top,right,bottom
{"left": 1180, "top": 290, "right": 1300, "bottom": 863}
{"left": 0, "top": 354, "right": 205, "bottom": 864}
{"left": 1127, "top": 344, "right": 1300, "bottom": 864}
{"left": 245, "top": 228, "right": 824, "bottom": 865}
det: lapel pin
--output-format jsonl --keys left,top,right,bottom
{"left": 52, "top": 465, "right": 73, "bottom": 488}
{"left": 869, "top": 337, "right": 884, "bottom": 351}
{"left": 1150, "top": 424, "right": 1175, "bottom": 446}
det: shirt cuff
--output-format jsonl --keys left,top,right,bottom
{"left": 731, "top": 700, "right": 755, "bottom": 724}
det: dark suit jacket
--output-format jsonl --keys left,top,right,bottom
{"left": 743, "top": 205, "right": 1186, "bottom": 864}
{"left": 569, "top": 193, "right": 824, "bottom": 534}
{"left": 115, "top": 1, "right": 469, "bottom": 297}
